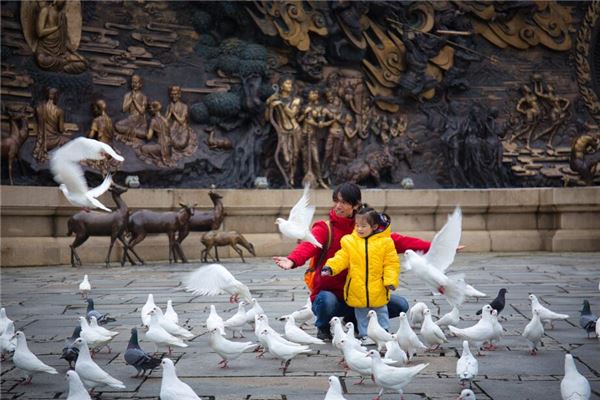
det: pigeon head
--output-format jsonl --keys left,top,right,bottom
{"left": 66, "top": 370, "right": 78, "bottom": 382}
{"left": 148, "top": 294, "right": 154, "bottom": 302}
{"left": 457, "top": 389, "right": 476, "bottom": 400}
{"left": 423, "top": 309, "right": 432, "bottom": 317}
{"left": 328, "top": 375, "right": 342, "bottom": 391}
{"left": 12, "top": 330, "right": 25, "bottom": 342}
{"left": 528, "top": 294, "right": 537, "bottom": 303}
{"left": 498, "top": 288, "right": 507, "bottom": 296}
{"left": 330, "top": 317, "right": 340, "bottom": 325}
{"left": 532, "top": 309, "right": 540, "bottom": 318}
{"left": 0, "top": 308, "right": 6, "bottom": 318}
{"left": 481, "top": 305, "right": 493, "bottom": 314}
{"left": 274, "top": 218, "right": 285, "bottom": 225}
{"left": 344, "top": 322, "right": 354, "bottom": 330}
{"left": 390, "top": 333, "right": 397, "bottom": 341}
{"left": 581, "top": 300, "right": 591, "bottom": 314}
{"left": 72, "top": 338, "right": 86, "bottom": 348}
{"left": 491, "top": 309, "right": 498, "bottom": 317}
{"left": 161, "top": 358, "right": 174, "bottom": 369}
{"left": 367, "top": 310, "right": 376, "bottom": 318}
{"left": 256, "top": 313, "right": 267, "bottom": 322}
{"left": 462, "top": 340, "right": 470, "bottom": 352}
{"left": 260, "top": 329, "right": 269, "bottom": 337}
{"left": 366, "top": 349, "right": 381, "bottom": 359}
{"left": 86, "top": 298, "right": 94, "bottom": 308}
{"left": 399, "top": 312, "right": 407, "bottom": 320}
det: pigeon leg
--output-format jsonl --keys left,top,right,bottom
{"left": 218, "top": 359, "right": 229, "bottom": 368}
{"left": 23, "top": 375, "right": 33, "bottom": 385}
{"left": 107, "top": 345, "right": 112, "bottom": 354}
{"left": 438, "top": 286, "right": 446, "bottom": 294}
{"left": 354, "top": 376, "right": 365, "bottom": 385}
{"left": 282, "top": 359, "right": 291, "bottom": 373}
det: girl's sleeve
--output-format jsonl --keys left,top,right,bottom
{"left": 383, "top": 239, "right": 400, "bottom": 288}
{"left": 325, "top": 239, "right": 350, "bottom": 276}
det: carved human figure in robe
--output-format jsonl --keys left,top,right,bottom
{"left": 87, "top": 100, "right": 114, "bottom": 144}
{"left": 115, "top": 75, "right": 148, "bottom": 141}
{"left": 139, "top": 101, "right": 174, "bottom": 168}
{"left": 298, "top": 89, "right": 328, "bottom": 188}
{"left": 165, "top": 85, "right": 197, "bottom": 157}
{"left": 321, "top": 90, "right": 345, "bottom": 180}
{"left": 33, "top": 87, "right": 69, "bottom": 162}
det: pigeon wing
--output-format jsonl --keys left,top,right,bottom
{"left": 184, "top": 264, "right": 251, "bottom": 301}
{"left": 424, "top": 207, "right": 462, "bottom": 271}
{"left": 87, "top": 173, "right": 112, "bottom": 199}
{"left": 287, "top": 184, "right": 316, "bottom": 229}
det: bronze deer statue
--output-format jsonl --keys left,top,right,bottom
{"left": 177, "top": 191, "right": 224, "bottom": 244}
{"left": 128, "top": 203, "right": 195, "bottom": 264}
{"left": 1, "top": 105, "right": 33, "bottom": 185}
{"left": 201, "top": 230, "right": 256, "bottom": 263}
{"left": 67, "top": 184, "right": 143, "bottom": 268}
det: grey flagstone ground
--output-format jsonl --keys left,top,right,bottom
{"left": 0, "top": 253, "right": 599, "bottom": 400}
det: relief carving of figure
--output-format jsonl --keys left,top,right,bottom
{"left": 87, "top": 100, "right": 114, "bottom": 144}
{"left": 533, "top": 83, "right": 571, "bottom": 147}
{"left": 165, "top": 85, "right": 198, "bottom": 157}
{"left": 33, "top": 87, "right": 69, "bottom": 162}
{"left": 321, "top": 90, "right": 345, "bottom": 181}
{"left": 115, "top": 75, "right": 148, "bottom": 142}
{"left": 570, "top": 133, "right": 600, "bottom": 185}
{"left": 264, "top": 78, "right": 302, "bottom": 187}
{"left": 21, "top": 0, "right": 87, "bottom": 74}
{"left": 511, "top": 84, "right": 541, "bottom": 147}
{"left": 138, "top": 101, "right": 174, "bottom": 168}
{"left": 298, "top": 89, "right": 328, "bottom": 188}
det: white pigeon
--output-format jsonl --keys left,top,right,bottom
{"left": 324, "top": 375, "right": 348, "bottom": 400}
{"left": 408, "top": 302, "right": 428, "bottom": 328}
{"left": 456, "top": 340, "right": 478, "bottom": 388}
{"left": 275, "top": 183, "right": 321, "bottom": 248}
{"left": 522, "top": 309, "right": 544, "bottom": 355}
{"left": 459, "top": 278, "right": 487, "bottom": 301}
{"left": 78, "top": 275, "right": 91, "bottom": 299}
{"left": 487, "top": 309, "right": 504, "bottom": 350}
{"left": 367, "top": 310, "right": 394, "bottom": 351}
{"left": 145, "top": 308, "right": 188, "bottom": 354}
{"left": 245, "top": 298, "right": 265, "bottom": 324}
{"left": 420, "top": 309, "right": 447, "bottom": 350}
{"left": 12, "top": 331, "right": 58, "bottom": 383}
{"left": 529, "top": 294, "right": 569, "bottom": 329}
{"left": 79, "top": 316, "right": 112, "bottom": 352}
{"left": 208, "top": 328, "right": 258, "bottom": 368}
{"left": 278, "top": 297, "right": 315, "bottom": 328}
{"left": 260, "top": 329, "right": 311, "bottom": 373}
{"left": 561, "top": 353, "right": 591, "bottom": 400}
{"left": 207, "top": 305, "right": 225, "bottom": 335}
{"left": 141, "top": 294, "right": 157, "bottom": 327}
{"left": 65, "top": 370, "right": 92, "bottom": 400}
{"left": 339, "top": 338, "right": 374, "bottom": 384}
{"left": 159, "top": 358, "right": 201, "bottom": 400}
{"left": 0, "top": 321, "right": 17, "bottom": 358}
{"left": 50, "top": 137, "right": 124, "bottom": 211}
{"left": 283, "top": 315, "right": 325, "bottom": 345}
{"left": 224, "top": 301, "right": 248, "bottom": 338}
{"left": 254, "top": 314, "right": 303, "bottom": 357}
{"left": 596, "top": 318, "right": 600, "bottom": 341}
{"left": 330, "top": 317, "right": 347, "bottom": 350}
{"left": 383, "top": 336, "right": 408, "bottom": 366}
{"left": 344, "top": 322, "right": 367, "bottom": 352}
{"left": 449, "top": 305, "right": 496, "bottom": 354}
{"left": 368, "top": 349, "right": 428, "bottom": 399}
{"left": 184, "top": 263, "right": 252, "bottom": 303}
{"left": 403, "top": 207, "right": 467, "bottom": 307}
{"left": 435, "top": 306, "right": 460, "bottom": 329}
{"left": 154, "top": 307, "right": 194, "bottom": 339}
{"left": 458, "top": 388, "right": 477, "bottom": 400}
{"left": 72, "top": 337, "right": 125, "bottom": 390}
{"left": 89, "top": 316, "right": 118, "bottom": 338}
{"left": 0, "top": 307, "right": 14, "bottom": 334}
{"left": 395, "top": 312, "right": 427, "bottom": 360}
{"left": 164, "top": 299, "right": 179, "bottom": 325}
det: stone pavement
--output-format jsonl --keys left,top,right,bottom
{"left": 1, "top": 253, "right": 599, "bottom": 400}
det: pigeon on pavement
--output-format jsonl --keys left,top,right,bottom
{"left": 78, "top": 275, "right": 91, "bottom": 299}
{"left": 275, "top": 183, "right": 321, "bottom": 248}
{"left": 0, "top": 307, "right": 14, "bottom": 334}
{"left": 561, "top": 353, "right": 591, "bottom": 400}
{"left": 207, "top": 305, "right": 225, "bottom": 335}
{"left": 79, "top": 316, "right": 113, "bottom": 354}
{"left": 456, "top": 340, "right": 478, "bottom": 388}
{"left": 529, "top": 294, "right": 569, "bottom": 329}
{"left": 260, "top": 329, "right": 311, "bottom": 373}
{"left": 12, "top": 331, "right": 58, "bottom": 384}
{"left": 145, "top": 308, "right": 188, "bottom": 355}
{"left": 395, "top": 312, "right": 427, "bottom": 360}
{"left": 408, "top": 302, "right": 428, "bottom": 328}
{"left": 154, "top": 307, "right": 194, "bottom": 339}
{"left": 367, "top": 310, "right": 394, "bottom": 351}
{"left": 245, "top": 298, "right": 265, "bottom": 324}
{"left": 476, "top": 288, "right": 507, "bottom": 315}
{"left": 0, "top": 321, "right": 17, "bottom": 360}
{"left": 457, "top": 389, "right": 477, "bottom": 400}
{"left": 159, "top": 358, "right": 202, "bottom": 400}
{"left": 420, "top": 309, "right": 447, "bottom": 351}
{"left": 124, "top": 327, "right": 161, "bottom": 378}
{"left": 383, "top": 336, "right": 408, "bottom": 366}
{"left": 224, "top": 301, "right": 248, "bottom": 338}
{"left": 435, "top": 306, "right": 460, "bottom": 329}
{"left": 283, "top": 315, "right": 325, "bottom": 345}
{"left": 184, "top": 263, "right": 252, "bottom": 303}
{"left": 89, "top": 316, "right": 118, "bottom": 338}
{"left": 208, "top": 328, "right": 258, "bottom": 368}
{"left": 579, "top": 300, "right": 597, "bottom": 338}
{"left": 367, "top": 349, "right": 428, "bottom": 399}
{"left": 73, "top": 338, "right": 125, "bottom": 390}
{"left": 141, "top": 294, "right": 158, "bottom": 327}
{"left": 65, "top": 370, "right": 92, "bottom": 400}
{"left": 449, "top": 305, "right": 496, "bottom": 354}
{"left": 60, "top": 326, "right": 81, "bottom": 368}
{"left": 324, "top": 375, "right": 347, "bottom": 400}
{"left": 86, "top": 298, "right": 115, "bottom": 324}
{"left": 522, "top": 309, "right": 544, "bottom": 355}
{"left": 164, "top": 300, "right": 179, "bottom": 325}
{"left": 278, "top": 297, "right": 315, "bottom": 328}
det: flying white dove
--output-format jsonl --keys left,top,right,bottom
{"left": 260, "top": 329, "right": 311, "bottom": 373}
{"left": 383, "top": 336, "right": 408, "bottom": 367}
{"left": 561, "top": 353, "right": 591, "bottom": 400}
{"left": 522, "top": 309, "right": 544, "bottom": 355}
{"left": 0, "top": 307, "right": 14, "bottom": 334}
{"left": 275, "top": 183, "right": 321, "bottom": 248}
{"left": 141, "top": 294, "right": 158, "bottom": 327}
{"left": 420, "top": 309, "right": 447, "bottom": 350}
{"left": 145, "top": 308, "right": 188, "bottom": 355}
{"left": 154, "top": 307, "right": 194, "bottom": 339}
{"left": 456, "top": 340, "right": 478, "bottom": 388}
{"left": 50, "top": 137, "right": 123, "bottom": 211}
{"left": 208, "top": 328, "right": 258, "bottom": 368}
{"left": 278, "top": 297, "right": 315, "bottom": 328}
{"left": 435, "top": 306, "right": 460, "bottom": 329}
{"left": 207, "top": 305, "right": 225, "bottom": 335}
{"left": 458, "top": 389, "right": 477, "bottom": 400}
{"left": 367, "top": 349, "right": 428, "bottom": 399}
{"left": 12, "top": 331, "right": 58, "bottom": 383}
{"left": 224, "top": 301, "right": 248, "bottom": 338}
{"left": 245, "top": 298, "right": 265, "bottom": 324}
{"left": 449, "top": 305, "right": 496, "bottom": 354}
{"left": 282, "top": 315, "right": 325, "bottom": 345}
{"left": 367, "top": 310, "right": 394, "bottom": 351}
{"left": 529, "top": 294, "right": 569, "bottom": 329}
{"left": 159, "top": 358, "right": 201, "bottom": 400}
{"left": 408, "top": 302, "right": 428, "bottom": 328}
{"left": 184, "top": 263, "right": 252, "bottom": 303}
{"left": 404, "top": 207, "right": 467, "bottom": 307}
{"left": 72, "top": 338, "right": 125, "bottom": 390}
{"left": 395, "top": 312, "right": 427, "bottom": 360}
{"left": 65, "top": 370, "right": 92, "bottom": 400}
{"left": 0, "top": 321, "right": 16, "bottom": 359}
{"left": 324, "top": 375, "right": 348, "bottom": 400}
{"left": 78, "top": 275, "right": 91, "bottom": 299}
{"left": 79, "top": 316, "right": 113, "bottom": 353}
{"left": 164, "top": 299, "right": 179, "bottom": 325}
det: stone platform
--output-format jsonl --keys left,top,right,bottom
{"left": 0, "top": 253, "right": 599, "bottom": 399}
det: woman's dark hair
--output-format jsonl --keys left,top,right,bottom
{"left": 332, "top": 182, "right": 362, "bottom": 206}
{"left": 356, "top": 204, "right": 390, "bottom": 227}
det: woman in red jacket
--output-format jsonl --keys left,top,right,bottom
{"left": 273, "top": 182, "right": 431, "bottom": 341}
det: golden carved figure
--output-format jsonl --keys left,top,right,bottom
{"left": 298, "top": 89, "right": 328, "bottom": 189}
{"left": 21, "top": 0, "right": 87, "bottom": 74}
{"left": 321, "top": 90, "right": 345, "bottom": 179}
{"left": 87, "top": 100, "right": 114, "bottom": 144}
{"left": 265, "top": 78, "right": 302, "bottom": 187}
{"left": 33, "top": 87, "right": 69, "bottom": 162}
{"left": 511, "top": 84, "right": 541, "bottom": 147}
{"left": 115, "top": 75, "right": 148, "bottom": 141}
{"left": 570, "top": 133, "right": 600, "bottom": 185}
{"left": 165, "top": 85, "right": 198, "bottom": 157}
{"left": 139, "top": 101, "right": 174, "bottom": 168}
{"left": 533, "top": 83, "right": 571, "bottom": 147}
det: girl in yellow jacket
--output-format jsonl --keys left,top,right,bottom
{"left": 321, "top": 206, "right": 400, "bottom": 341}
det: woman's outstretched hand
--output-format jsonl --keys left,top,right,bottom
{"left": 273, "top": 256, "right": 294, "bottom": 270}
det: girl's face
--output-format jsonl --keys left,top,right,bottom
{"left": 333, "top": 193, "right": 357, "bottom": 218}
{"left": 355, "top": 215, "right": 376, "bottom": 238}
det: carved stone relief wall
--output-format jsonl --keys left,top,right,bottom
{"left": 1, "top": 1, "right": 598, "bottom": 188}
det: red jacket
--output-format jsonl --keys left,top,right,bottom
{"left": 287, "top": 209, "right": 431, "bottom": 301}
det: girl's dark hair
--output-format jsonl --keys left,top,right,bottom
{"left": 332, "top": 182, "right": 362, "bottom": 206}
{"left": 356, "top": 204, "right": 390, "bottom": 227}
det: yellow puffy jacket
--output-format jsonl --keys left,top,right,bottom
{"left": 325, "top": 225, "right": 400, "bottom": 308}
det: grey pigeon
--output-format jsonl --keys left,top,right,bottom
{"left": 61, "top": 326, "right": 81, "bottom": 369}
{"left": 476, "top": 288, "right": 507, "bottom": 315}
{"left": 86, "top": 299, "right": 115, "bottom": 325}
{"left": 124, "top": 327, "right": 161, "bottom": 378}
{"left": 579, "top": 300, "right": 597, "bottom": 338}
